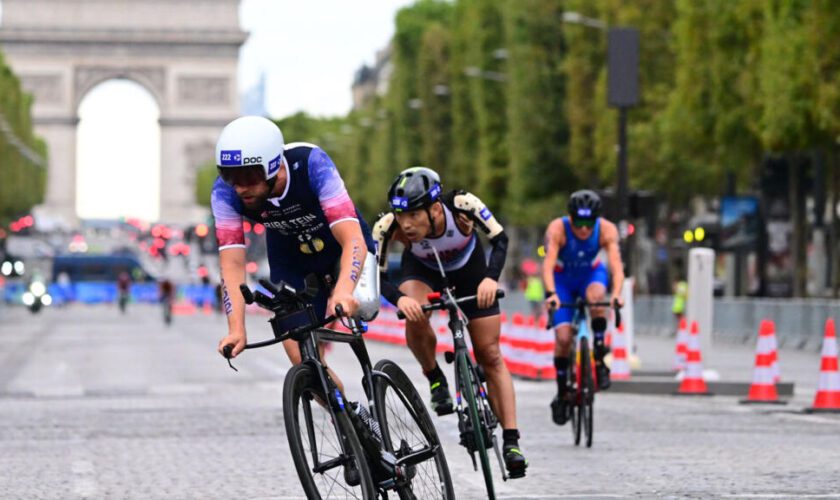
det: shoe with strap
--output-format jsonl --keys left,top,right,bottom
{"left": 595, "top": 360, "right": 611, "bottom": 390}
{"left": 430, "top": 379, "right": 454, "bottom": 416}
{"left": 503, "top": 445, "right": 528, "bottom": 479}
{"left": 550, "top": 394, "right": 569, "bottom": 425}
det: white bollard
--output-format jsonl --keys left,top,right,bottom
{"left": 687, "top": 248, "right": 715, "bottom": 364}
{"left": 621, "top": 277, "right": 635, "bottom": 367}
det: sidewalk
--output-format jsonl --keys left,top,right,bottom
{"left": 632, "top": 333, "right": 823, "bottom": 401}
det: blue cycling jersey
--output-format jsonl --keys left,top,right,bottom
{"left": 556, "top": 216, "right": 602, "bottom": 276}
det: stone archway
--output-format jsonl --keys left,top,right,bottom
{"left": 0, "top": 0, "right": 247, "bottom": 225}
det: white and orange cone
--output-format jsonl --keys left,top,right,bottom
{"left": 610, "top": 322, "right": 631, "bottom": 380}
{"left": 766, "top": 322, "right": 781, "bottom": 383}
{"left": 676, "top": 321, "right": 711, "bottom": 395}
{"left": 807, "top": 318, "right": 840, "bottom": 413}
{"left": 673, "top": 316, "right": 688, "bottom": 372}
{"left": 740, "top": 319, "right": 785, "bottom": 405}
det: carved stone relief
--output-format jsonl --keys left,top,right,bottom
{"left": 177, "top": 76, "right": 230, "bottom": 105}
{"left": 19, "top": 74, "right": 63, "bottom": 104}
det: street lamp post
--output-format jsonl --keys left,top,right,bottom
{"left": 563, "top": 12, "right": 639, "bottom": 272}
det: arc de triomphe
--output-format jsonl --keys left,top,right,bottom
{"left": 0, "top": 0, "right": 247, "bottom": 225}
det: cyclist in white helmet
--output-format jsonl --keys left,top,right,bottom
{"left": 212, "top": 116, "right": 378, "bottom": 369}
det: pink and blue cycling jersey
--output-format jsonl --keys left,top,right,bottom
{"left": 211, "top": 142, "right": 375, "bottom": 276}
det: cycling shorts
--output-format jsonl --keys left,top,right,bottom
{"left": 398, "top": 238, "right": 499, "bottom": 320}
{"left": 552, "top": 264, "right": 609, "bottom": 326}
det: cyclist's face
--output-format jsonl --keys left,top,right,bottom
{"left": 218, "top": 165, "right": 272, "bottom": 209}
{"left": 570, "top": 218, "right": 595, "bottom": 240}
{"left": 395, "top": 203, "right": 441, "bottom": 241}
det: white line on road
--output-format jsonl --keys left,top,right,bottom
{"left": 499, "top": 496, "right": 627, "bottom": 499}
{"left": 71, "top": 460, "right": 97, "bottom": 498}
{"left": 723, "top": 495, "right": 840, "bottom": 498}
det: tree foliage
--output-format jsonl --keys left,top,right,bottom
{"left": 237, "top": 0, "right": 840, "bottom": 231}
{"left": 0, "top": 52, "right": 47, "bottom": 222}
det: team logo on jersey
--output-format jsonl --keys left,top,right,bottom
{"left": 479, "top": 207, "right": 492, "bottom": 221}
{"left": 299, "top": 237, "right": 325, "bottom": 254}
{"left": 220, "top": 150, "right": 242, "bottom": 166}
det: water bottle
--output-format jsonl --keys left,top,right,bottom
{"left": 352, "top": 402, "right": 382, "bottom": 443}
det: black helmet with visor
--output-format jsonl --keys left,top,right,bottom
{"left": 388, "top": 167, "right": 442, "bottom": 213}
{"left": 568, "top": 189, "right": 601, "bottom": 228}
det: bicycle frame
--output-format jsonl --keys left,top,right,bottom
{"left": 234, "top": 284, "right": 438, "bottom": 488}
{"left": 569, "top": 305, "right": 597, "bottom": 403}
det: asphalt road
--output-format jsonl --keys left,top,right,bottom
{"left": 1, "top": 303, "right": 838, "bottom": 499}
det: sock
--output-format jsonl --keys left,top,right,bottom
{"left": 502, "top": 428, "right": 520, "bottom": 449}
{"left": 591, "top": 317, "right": 607, "bottom": 358}
{"left": 554, "top": 356, "right": 569, "bottom": 394}
{"left": 424, "top": 363, "right": 445, "bottom": 385}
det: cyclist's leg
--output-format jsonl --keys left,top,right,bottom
{"left": 267, "top": 255, "right": 347, "bottom": 392}
{"left": 452, "top": 247, "right": 527, "bottom": 476}
{"left": 551, "top": 275, "right": 576, "bottom": 424}
{"left": 398, "top": 278, "right": 438, "bottom": 373}
{"left": 397, "top": 252, "right": 451, "bottom": 413}
{"left": 584, "top": 265, "right": 611, "bottom": 389}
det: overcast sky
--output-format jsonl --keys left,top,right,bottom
{"left": 239, "top": 0, "right": 413, "bottom": 118}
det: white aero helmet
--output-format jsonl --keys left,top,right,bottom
{"left": 215, "top": 116, "right": 285, "bottom": 180}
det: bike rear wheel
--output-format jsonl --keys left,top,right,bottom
{"left": 283, "top": 364, "right": 376, "bottom": 499}
{"left": 457, "top": 354, "right": 495, "bottom": 499}
{"left": 373, "top": 359, "right": 454, "bottom": 499}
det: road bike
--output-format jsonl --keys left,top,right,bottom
{"left": 548, "top": 298, "right": 620, "bottom": 448}
{"left": 396, "top": 249, "right": 508, "bottom": 499}
{"left": 223, "top": 276, "right": 453, "bottom": 499}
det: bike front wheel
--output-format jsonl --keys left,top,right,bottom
{"left": 457, "top": 354, "right": 495, "bottom": 499}
{"left": 283, "top": 364, "right": 376, "bottom": 499}
{"left": 579, "top": 340, "right": 595, "bottom": 448}
{"left": 373, "top": 359, "right": 454, "bottom": 499}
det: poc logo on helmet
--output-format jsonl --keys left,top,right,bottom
{"left": 576, "top": 208, "right": 592, "bottom": 217}
{"left": 243, "top": 156, "right": 263, "bottom": 165}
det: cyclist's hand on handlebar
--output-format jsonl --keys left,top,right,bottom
{"left": 545, "top": 293, "right": 560, "bottom": 309}
{"left": 397, "top": 296, "right": 425, "bottom": 322}
{"left": 218, "top": 331, "right": 246, "bottom": 358}
{"left": 611, "top": 293, "right": 624, "bottom": 308}
{"left": 328, "top": 291, "right": 359, "bottom": 318}
{"left": 476, "top": 278, "right": 499, "bottom": 309}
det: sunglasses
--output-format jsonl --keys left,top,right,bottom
{"left": 571, "top": 218, "right": 596, "bottom": 228}
{"left": 218, "top": 165, "right": 265, "bottom": 187}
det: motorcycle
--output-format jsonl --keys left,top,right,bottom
{"left": 22, "top": 280, "right": 52, "bottom": 314}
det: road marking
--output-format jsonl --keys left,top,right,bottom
{"left": 71, "top": 460, "right": 97, "bottom": 498}
{"left": 499, "top": 496, "right": 627, "bottom": 499}
{"left": 723, "top": 495, "right": 840, "bottom": 498}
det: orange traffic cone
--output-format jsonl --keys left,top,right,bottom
{"left": 767, "top": 322, "right": 781, "bottom": 383}
{"left": 676, "top": 321, "right": 711, "bottom": 395}
{"left": 610, "top": 323, "right": 631, "bottom": 380}
{"left": 673, "top": 316, "right": 688, "bottom": 371}
{"left": 807, "top": 318, "right": 840, "bottom": 413}
{"left": 740, "top": 320, "right": 785, "bottom": 405}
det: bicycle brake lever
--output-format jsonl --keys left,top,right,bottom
{"left": 222, "top": 345, "right": 238, "bottom": 372}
